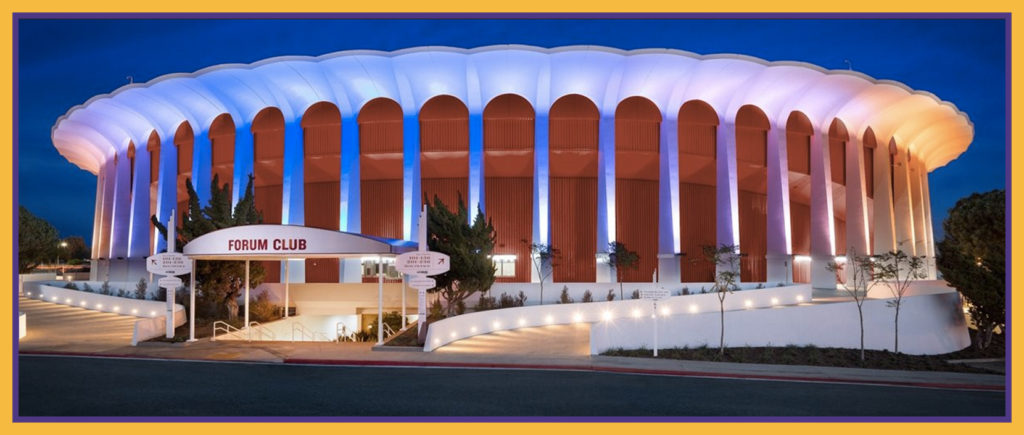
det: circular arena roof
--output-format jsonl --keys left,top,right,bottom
{"left": 51, "top": 44, "right": 972, "bottom": 174}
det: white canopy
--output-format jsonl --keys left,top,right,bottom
{"left": 182, "top": 224, "right": 418, "bottom": 260}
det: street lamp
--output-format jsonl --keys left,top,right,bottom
{"left": 58, "top": 241, "right": 68, "bottom": 276}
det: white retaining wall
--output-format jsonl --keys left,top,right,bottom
{"left": 591, "top": 285, "right": 970, "bottom": 355}
{"left": 424, "top": 284, "right": 813, "bottom": 351}
{"left": 23, "top": 281, "right": 186, "bottom": 345}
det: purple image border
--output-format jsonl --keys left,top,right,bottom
{"left": 10, "top": 11, "right": 1011, "bottom": 423}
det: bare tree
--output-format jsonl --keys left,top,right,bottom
{"left": 873, "top": 246, "right": 927, "bottom": 353}
{"left": 826, "top": 247, "right": 878, "bottom": 361}
{"left": 607, "top": 241, "right": 639, "bottom": 301}
{"left": 525, "top": 240, "right": 559, "bottom": 305}
{"left": 699, "top": 244, "right": 743, "bottom": 357}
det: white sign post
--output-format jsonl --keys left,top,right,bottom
{"left": 145, "top": 210, "right": 192, "bottom": 339}
{"left": 640, "top": 288, "right": 670, "bottom": 357}
{"left": 397, "top": 206, "right": 450, "bottom": 341}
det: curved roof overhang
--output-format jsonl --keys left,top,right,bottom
{"left": 52, "top": 44, "right": 973, "bottom": 174}
{"left": 182, "top": 225, "right": 417, "bottom": 261}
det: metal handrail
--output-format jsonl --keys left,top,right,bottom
{"left": 248, "top": 321, "right": 276, "bottom": 341}
{"left": 382, "top": 322, "right": 397, "bottom": 338}
{"left": 292, "top": 321, "right": 330, "bottom": 342}
{"left": 212, "top": 320, "right": 243, "bottom": 341}
{"left": 336, "top": 323, "right": 354, "bottom": 342}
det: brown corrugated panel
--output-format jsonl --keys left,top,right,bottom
{"left": 739, "top": 191, "right": 767, "bottom": 282}
{"left": 679, "top": 183, "right": 716, "bottom": 281}
{"left": 359, "top": 98, "right": 404, "bottom": 241}
{"left": 549, "top": 95, "right": 599, "bottom": 283}
{"left": 864, "top": 147, "right": 874, "bottom": 199}
{"left": 830, "top": 138, "right": 846, "bottom": 185}
{"left": 793, "top": 261, "right": 810, "bottom": 283}
{"left": 210, "top": 114, "right": 235, "bottom": 196}
{"left": 147, "top": 132, "right": 160, "bottom": 254}
{"left": 484, "top": 95, "right": 534, "bottom": 283}
{"left": 736, "top": 127, "right": 767, "bottom": 166}
{"left": 422, "top": 178, "right": 469, "bottom": 213}
{"left": 787, "top": 132, "right": 810, "bottom": 175}
{"left": 835, "top": 218, "right": 847, "bottom": 255}
{"left": 252, "top": 108, "right": 285, "bottom": 283}
{"left": 616, "top": 179, "right": 659, "bottom": 282}
{"left": 550, "top": 177, "right": 597, "bottom": 282}
{"left": 175, "top": 123, "right": 194, "bottom": 227}
{"left": 302, "top": 104, "right": 341, "bottom": 283}
{"left": 420, "top": 96, "right": 470, "bottom": 211}
{"left": 790, "top": 201, "right": 810, "bottom": 255}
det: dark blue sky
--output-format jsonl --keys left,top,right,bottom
{"left": 16, "top": 17, "right": 1006, "bottom": 244}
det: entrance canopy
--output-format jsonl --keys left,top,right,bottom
{"left": 182, "top": 224, "right": 418, "bottom": 260}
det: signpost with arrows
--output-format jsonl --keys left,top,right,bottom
{"left": 145, "top": 210, "right": 191, "bottom": 339}
{"left": 395, "top": 206, "right": 450, "bottom": 342}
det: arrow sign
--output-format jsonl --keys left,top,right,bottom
{"left": 146, "top": 252, "right": 192, "bottom": 276}
{"left": 396, "top": 251, "right": 450, "bottom": 276}
{"left": 158, "top": 276, "right": 183, "bottom": 290}
{"left": 408, "top": 276, "right": 437, "bottom": 290}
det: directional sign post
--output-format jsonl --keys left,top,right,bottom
{"left": 403, "top": 206, "right": 452, "bottom": 342}
{"left": 145, "top": 210, "right": 192, "bottom": 338}
{"left": 641, "top": 287, "right": 671, "bottom": 357}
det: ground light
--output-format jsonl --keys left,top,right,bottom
{"left": 796, "top": 295, "right": 805, "bottom": 302}
{"left": 602, "top": 311, "right": 613, "bottom": 321}
{"left": 689, "top": 304, "right": 698, "bottom": 313}
{"left": 771, "top": 297, "right": 779, "bottom": 305}
{"left": 631, "top": 308, "right": 642, "bottom": 318}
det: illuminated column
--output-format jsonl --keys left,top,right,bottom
{"left": 281, "top": 119, "right": 304, "bottom": 226}
{"left": 715, "top": 121, "right": 740, "bottom": 274}
{"left": 128, "top": 141, "right": 151, "bottom": 258}
{"left": 909, "top": 155, "right": 928, "bottom": 258}
{"left": 873, "top": 139, "right": 896, "bottom": 254}
{"left": 98, "top": 158, "right": 117, "bottom": 280}
{"left": 339, "top": 115, "right": 362, "bottom": 283}
{"left": 765, "top": 128, "right": 792, "bottom": 284}
{"left": 809, "top": 131, "right": 836, "bottom": 289}
{"left": 155, "top": 134, "right": 177, "bottom": 253}
{"left": 844, "top": 135, "right": 870, "bottom": 263}
{"left": 231, "top": 124, "right": 254, "bottom": 208}
{"left": 192, "top": 131, "right": 212, "bottom": 206}
{"left": 596, "top": 113, "right": 614, "bottom": 283}
{"left": 89, "top": 174, "right": 103, "bottom": 281}
{"left": 532, "top": 111, "right": 549, "bottom": 284}
{"left": 469, "top": 111, "right": 483, "bottom": 219}
{"left": 110, "top": 151, "right": 132, "bottom": 261}
{"left": 403, "top": 114, "right": 420, "bottom": 241}
{"left": 920, "top": 160, "right": 937, "bottom": 278}
{"left": 891, "top": 146, "right": 916, "bottom": 254}
{"left": 657, "top": 114, "right": 680, "bottom": 284}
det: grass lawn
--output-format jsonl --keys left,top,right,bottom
{"left": 602, "top": 331, "right": 1004, "bottom": 374}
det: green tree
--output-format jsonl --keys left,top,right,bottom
{"left": 152, "top": 174, "right": 265, "bottom": 321}
{"left": 936, "top": 189, "right": 1005, "bottom": 350}
{"left": 525, "top": 241, "right": 559, "bottom": 305}
{"left": 873, "top": 246, "right": 927, "bottom": 353}
{"left": 426, "top": 194, "right": 496, "bottom": 317}
{"left": 700, "top": 244, "right": 743, "bottom": 357}
{"left": 607, "top": 241, "right": 639, "bottom": 301}
{"left": 18, "top": 206, "right": 60, "bottom": 273}
{"left": 61, "top": 236, "right": 90, "bottom": 260}
{"left": 826, "top": 247, "right": 878, "bottom": 361}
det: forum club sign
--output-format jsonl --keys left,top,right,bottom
{"left": 183, "top": 224, "right": 416, "bottom": 258}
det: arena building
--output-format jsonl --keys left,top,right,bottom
{"left": 51, "top": 45, "right": 972, "bottom": 292}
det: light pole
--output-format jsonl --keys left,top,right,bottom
{"left": 58, "top": 241, "right": 68, "bottom": 276}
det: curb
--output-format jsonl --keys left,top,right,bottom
{"left": 281, "top": 358, "right": 1006, "bottom": 392}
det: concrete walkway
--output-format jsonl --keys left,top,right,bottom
{"left": 17, "top": 297, "right": 1004, "bottom": 391}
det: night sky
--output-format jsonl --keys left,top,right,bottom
{"left": 15, "top": 17, "right": 1007, "bottom": 245}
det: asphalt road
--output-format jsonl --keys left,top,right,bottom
{"left": 17, "top": 355, "right": 1005, "bottom": 418}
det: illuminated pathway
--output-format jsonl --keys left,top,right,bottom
{"left": 434, "top": 324, "right": 591, "bottom": 356}
{"left": 17, "top": 296, "right": 136, "bottom": 352}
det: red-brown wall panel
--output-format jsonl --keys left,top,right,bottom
{"left": 484, "top": 95, "right": 534, "bottom": 283}
{"left": 550, "top": 177, "right": 597, "bottom": 282}
{"left": 679, "top": 183, "right": 716, "bottom": 281}
{"left": 739, "top": 191, "right": 767, "bottom": 282}
{"left": 790, "top": 201, "right": 810, "bottom": 283}
{"left": 787, "top": 132, "right": 810, "bottom": 175}
{"left": 253, "top": 109, "right": 285, "bottom": 283}
{"left": 830, "top": 138, "right": 846, "bottom": 185}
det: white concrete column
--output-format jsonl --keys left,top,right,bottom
{"left": 845, "top": 135, "right": 871, "bottom": 260}
{"left": 110, "top": 151, "right": 132, "bottom": 262}
{"left": 909, "top": 155, "right": 928, "bottom": 258}
{"left": 231, "top": 124, "right": 254, "bottom": 208}
{"left": 192, "top": 131, "right": 212, "bottom": 207}
{"left": 468, "top": 111, "right": 483, "bottom": 220}
{"left": 873, "top": 139, "right": 896, "bottom": 254}
{"left": 809, "top": 132, "right": 836, "bottom": 289}
{"left": 658, "top": 114, "right": 681, "bottom": 282}
{"left": 891, "top": 146, "right": 916, "bottom": 254}
{"left": 714, "top": 122, "right": 740, "bottom": 279}
{"left": 534, "top": 112, "right": 550, "bottom": 246}
{"left": 403, "top": 114, "right": 420, "bottom": 241}
{"left": 339, "top": 115, "right": 361, "bottom": 284}
{"left": 155, "top": 134, "right": 177, "bottom": 253}
{"left": 99, "top": 157, "right": 117, "bottom": 259}
{"left": 89, "top": 169, "right": 104, "bottom": 267}
{"left": 596, "top": 114, "right": 615, "bottom": 283}
{"left": 128, "top": 139, "right": 152, "bottom": 258}
{"left": 765, "top": 128, "right": 792, "bottom": 284}
{"left": 920, "top": 160, "right": 938, "bottom": 278}
{"left": 281, "top": 119, "right": 304, "bottom": 226}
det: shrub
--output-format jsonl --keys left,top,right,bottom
{"left": 116, "top": 289, "right": 126, "bottom": 298}
{"left": 474, "top": 294, "right": 498, "bottom": 311}
{"left": 428, "top": 299, "right": 445, "bottom": 321}
{"left": 631, "top": 289, "right": 640, "bottom": 300}
{"left": 606, "top": 289, "right": 616, "bottom": 301}
{"left": 755, "top": 283, "right": 765, "bottom": 289}
{"left": 368, "top": 311, "right": 405, "bottom": 337}
{"left": 134, "top": 278, "right": 148, "bottom": 300}
{"left": 681, "top": 286, "right": 690, "bottom": 296}
{"left": 581, "top": 290, "right": 593, "bottom": 303}
{"left": 700, "top": 286, "right": 707, "bottom": 294}
{"left": 454, "top": 300, "right": 466, "bottom": 315}
{"left": 249, "top": 292, "right": 280, "bottom": 323}
{"left": 498, "top": 291, "right": 527, "bottom": 308}
{"left": 63, "top": 281, "right": 78, "bottom": 290}
{"left": 777, "top": 282, "right": 785, "bottom": 287}
{"left": 67, "top": 258, "right": 85, "bottom": 266}
{"left": 353, "top": 330, "right": 374, "bottom": 342}
{"left": 557, "top": 286, "right": 574, "bottom": 304}
{"left": 100, "top": 281, "right": 112, "bottom": 296}
{"left": 81, "top": 283, "right": 93, "bottom": 293}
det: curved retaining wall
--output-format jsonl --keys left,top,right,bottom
{"left": 424, "top": 284, "right": 812, "bottom": 352}
{"left": 23, "top": 281, "right": 186, "bottom": 345}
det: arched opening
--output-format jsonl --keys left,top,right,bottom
{"left": 735, "top": 105, "right": 769, "bottom": 283}
{"left": 829, "top": 119, "right": 849, "bottom": 283}
{"left": 484, "top": 94, "right": 534, "bottom": 283}
{"left": 147, "top": 131, "right": 160, "bottom": 255}
{"left": 252, "top": 107, "right": 286, "bottom": 283}
{"left": 359, "top": 98, "right": 404, "bottom": 283}
{"left": 302, "top": 102, "right": 342, "bottom": 283}
{"left": 863, "top": 127, "right": 877, "bottom": 254}
{"left": 174, "top": 121, "right": 194, "bottom": 227}
{"left": 615, "top": 96, "right": 661, "bottom": 282}
{"left": 786, "top": 112, "right": 813, "bottom": 283}
{"left": 419, "top": 95, "right": 469, "bottom": 212}
{"left": 549, "top": 94, "right": 599, "bottom": 283}
{"left": 677, "top": 100, "right": 718, "bottom": 282}
{"left": 210, "top": 113, "right": 235, "bottom": 196}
